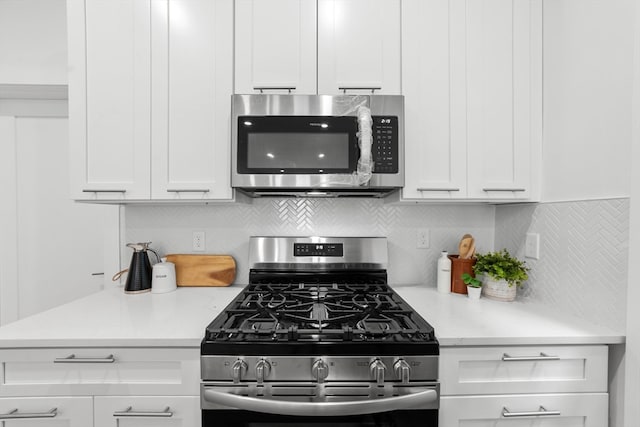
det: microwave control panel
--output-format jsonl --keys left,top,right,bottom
{"left": 371, "top": 116, "right": 399, "bottom": 174}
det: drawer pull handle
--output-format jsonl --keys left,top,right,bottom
{"left": 339, "top": 87, "right": 381, "bottom": 93}
{"left": 417, "top": 188, "right": 461, "bottom": 192}
{"left": 167, "top": 189, "right": 210, "bottom": 193}
{"left": 502, "top": 406, "right": 561, "bottom": 418}
{"left": 113, "top": 406, "right": 173, "bottom": 418}
{"left": 482, "top": 188, "right": 526, "bottom": 192}
{"left": 82, "top": 189, "right": 126, "bottom": 193}
{"left": 501, "top": 352, "right": 560, "bottom": 362}
{"left": 54, "top": 354, "right": 116, "bottom": 363}
{"left": 0, "top": 408, "right": 57, "bottom": 419}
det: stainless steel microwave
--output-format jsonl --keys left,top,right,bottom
{"left": 231, "top": 94, "right": 404, "bottom": 197}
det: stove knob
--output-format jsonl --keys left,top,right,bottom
{"left": 255, "top": 358, "right": 271, "bottom": 384}
{"left": 312, "top": 359, "right": 329, "bottom": 383}
{"left": 394, "top": 359, "right": 411, "bottom": 384}
{"left": 231, "top": 359, "right": 248, "bottom": 384}
{"left": 370, "top": 359, "right": 386, "bottom": 386}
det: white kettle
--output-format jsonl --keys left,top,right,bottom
{"left": 151, "top": 258, "right": 177, "bottom": 294}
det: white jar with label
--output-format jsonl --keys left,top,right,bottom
{"left": 436, "top": 251, "right": 451, "bottom": 293}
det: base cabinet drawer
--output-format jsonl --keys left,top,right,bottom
{"left": 0, "top": 347, "right": 199, "bottom": 397}
{"left": 440, "top": 345, "right": 608, "bottom": 395}
{"left": 94, "top": 396, "right": 200, "bottom": 427}
{"left": 0, "top": 396, "right": 93, "bottom": 426}
{"left": 440, "top": 393, "right": 608, "bottom": 427}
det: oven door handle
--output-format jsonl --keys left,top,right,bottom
{"left": 203, "top": 388, "right": 438, "bottom": 416}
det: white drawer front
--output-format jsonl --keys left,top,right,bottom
{"left": 440, "top": 393, "right": 608, "bottom": 427}
{"left": 94, "top": 395, "right": 200, "bottom": 427}
{"left": 440, "top": 345, "right": 608, "bottom": 395}
{"left": 0, "top": 396, "right": 93, "bottom": 427}
{"left": 0, "top": 348, "right": 199, "bottom": 396}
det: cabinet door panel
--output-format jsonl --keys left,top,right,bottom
{"left": 235, "top": 0, "right": 317, "bottom": 94}
{"left": 94, "top": 396, "right": 199, "bottom": 427}
{"left": 0, "top": 397, "right": 92, "bottom": 427}
{"left": 465, "top": 0, "right": 540, "bottom": 200}
{"left": 151, "top": 0, "right": 233, "bottom": 200}
{"left": 440, "top": 393, "right": 607, "bottom": 427}
{"left": 318, "top": 0, "right": 401, "bottom": 95}
{"left": 68, "top": 0, "right": 151, "bottom": 200}
{"left": 401, "top": 0, "right": 466, "bottom": 199}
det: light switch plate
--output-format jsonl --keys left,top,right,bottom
{"left": 525, "top": 232, "right": 540, "bottom": 259}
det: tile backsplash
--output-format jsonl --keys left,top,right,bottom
{"left": 125, "top": 199, "right": 495, "bottom": 286}
{"left": 125, "top": 197, "right": 629, "bottom": 331}
{"left": 495, "top": 198, "right": 629, "bottom": 331}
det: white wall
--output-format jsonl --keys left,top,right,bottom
{"left": 0, "top": 0, "right": 68, "bottom": 85}
{"left": 542, "top": 0, "right": 633, "bottom": 202}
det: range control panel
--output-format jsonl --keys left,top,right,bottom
{"left": 294, "top": 243, "right": 344, "bottom": 257}
{"left": 371, "top": 116, "right": 399, "bottom": 174}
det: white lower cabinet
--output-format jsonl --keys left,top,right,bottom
{"left": 439, "top": 345, "right": 609, "bottom": 427}
{"left": 0, "top": 396, "right": 93, "bottom": 426}
{"left": 440, "top": 393, "right": 608, "bottom": 427}
{"left": 94, "top": 396, "right": 200, "bottom": 427}
{"left": 0, "top": 347, "right": 200, "bottom": 426}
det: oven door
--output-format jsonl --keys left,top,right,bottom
{"left": 201, "top": 382, "right": 438, "bottom": 427}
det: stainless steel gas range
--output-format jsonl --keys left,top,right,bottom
{"left": 200, "top": 236, "right": 439, "bottom": 426}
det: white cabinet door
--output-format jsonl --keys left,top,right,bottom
{"left": 94, "top": 396, "right": 199, "bottom": 427}
{"left": 440, "top": 393, "right": 608, "bottom": 427}
{"left": 465, "top": 0, "right": 542, "bottom": 200}
{"left": 318, "top": 0, "right": 401, "bottom": 95}
{"left": 235, "top": 0, "right": 317, "bottom": 95}
{"left": 68, "top": 0, "right": 151, "bottom": 201}
{"left": 150, "top": 0, "right": 233, "bottom": 200}
{"left": 401, "top": 0, "right": 466, "bottom": 200}
{"left": 0, "top": 396, "right": 92, "bottom": 427}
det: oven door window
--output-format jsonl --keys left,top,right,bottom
{"left": 237, "top": 116, "right": 359, "bottom": 174}
{"left": 203, "top": 410, "right": 437, "bottom": 427}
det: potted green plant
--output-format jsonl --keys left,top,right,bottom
{"left": 461, "top": 273, "right": 482, "bottom": 300}
{"left": 472, "top": 249, "right": 529, "bottom": 302}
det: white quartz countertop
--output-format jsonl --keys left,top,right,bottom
{"left": 0, "top": 284, "right": 625, "bottom": 348}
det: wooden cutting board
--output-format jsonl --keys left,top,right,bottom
{"left": 165, "top": 254, "right": 236, "bottom": 287}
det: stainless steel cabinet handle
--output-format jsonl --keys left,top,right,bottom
{"left": 0, "top": 408, "right": 57, "bottom": 419}
{"left": 82, "top": 189, "right": 126, "bottom": 193}
{"left": 203, "top": 388, "right": 437, "bottom": 417}
{"left": 482, "top": 188, "right": 526, "bottom": 192}
{"left": 339, "top": 87, "right": 381, "bottom": 93}
{"left": 417, "top": 188, "right": 461, "bottom": 192}
{"left": 166, "top": 189, "right": 210, "bottom": 193}
{"left": 254, "top": 86, "right": 296, "bottom": 93}
{"left": 54, "top": 354, "right": 116, "bottom": 363}
{"left": 113, "top": 406, "right": 173, "bottom": 417}
{"left": 501, "top": 352, "right": 560, "bottom": 362}
{"left": 502, "top": 406, "right": 561, "bottom": 418}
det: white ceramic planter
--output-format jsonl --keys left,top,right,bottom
{"left": 467, "top": 286, "right": 481, "bottom": 300}
{"left": 481, "top": 277, "right": 516, "bottom": 302}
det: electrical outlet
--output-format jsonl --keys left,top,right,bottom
{"left": 193, "top": 231, "right": 206, "bottom": 252}
{"left": 416, "top": 229, "right": 430, "bottom": 249}
{"left": 525, "top": 232, "right": 540, "bottom": 259}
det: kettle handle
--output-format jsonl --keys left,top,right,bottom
{"left": 147, "top": 248, "right": 160, "bottom": 264}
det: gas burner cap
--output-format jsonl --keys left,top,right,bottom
{"left": 356, "top": 319, "right": 390, "bottom": 332}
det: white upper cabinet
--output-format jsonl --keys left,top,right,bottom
{"left": 68, "top": 0, "right": 151, "bottom": 201}
{"left": 318, "top": 0, "right": 401, "bottom": 95}
{"left": 68, "top": 0, "right": 234, "bottom": 201}
{"left": 235, "top": 0, "right": 317, "bottom": 95}
{"left": 401, "top": 0, "right": 541, "bottom": 201}
{"left": 151, "top": 0, "right": 233, "bottom": 200}
{"left": 234, "top": 0, "right": 401, "bottom": 96}
{"left": 465, "top": 0, "right": 540, "bottom": 200}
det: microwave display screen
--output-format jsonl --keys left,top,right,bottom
{"left": 247, "top": 133, "right": 349, "bottom": 169}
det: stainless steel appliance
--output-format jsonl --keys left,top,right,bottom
{"left": 231, "top": 95, "right": 404, "bottom": 197}
{"left": 200, "top": 237, "right": 439, "bottom": 426}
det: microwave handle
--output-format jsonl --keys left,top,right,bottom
{"left": 203, "top": 388, "right": 437, "bottom": 417}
